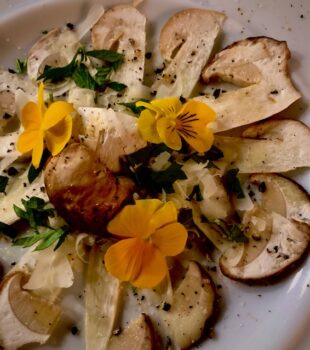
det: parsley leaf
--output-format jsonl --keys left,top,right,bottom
{"left": 186, "top": 145, "right": 224, "bottom": 163}
{"left": 16, "top": 58, "right": 27, "bottom": 74}
{"left": 215, "top": 220, "right": 248, "bottom": 243}
{"left": 86, "top": 49, "right": 124, "bottom": 63}
{"left": 0, "top": 175, "right": 9, "bottom": 193}
{"left": 95, "top": 66, "right": 113, "bottom": 85}
{"left": 72, "top": 63, "right": 97, "bottom": 90}
{"left": 119, "top": 100, "right": 148, "bottom": 115}
{"left": 187, "top": 184, "right": 203, "bottom": 201}
{"left": 28, "top": 149, "right": 50, "bottom": 184}
{"left": 13, "top": 225, "right": 69, "bottom": 251}
{"left": 223, "top": 168, "right": 245, "bottom": 199}
{"left": 106, "top": 81, "right": 127, "bottom": 92}
{"left": 0, "top": 221, "right": 17, "bottom": 238}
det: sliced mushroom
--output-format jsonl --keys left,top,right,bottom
{"left": 160, "top": 262, "right": 215, "bottom": 349}
{"left": 85, "top": 245, "right": 122, "bottom": 350}
{"left": 197, "top": 37, "right": 301, "bottom": 132}
{"left": 214, "top": 120, "right": 310, "bottom": 173}
{"left": 250, "top": 174, "right": 310, "bottom": 225}
{"left": 108, "top": 314, "right": 154, "bottom": 350}
{"left": 0, "top": 272, "right": 61, "bottom": 349}
{"left": 92, "top": 5, "right": 146, "bottom": 90}
{"left": 44, "top": 143, "right": 135, "bottom": 234}
{"left": 152, "top": 8, "right": 225, "bottom": 98}
{"left": 78, "top": 107, "right": 146, "bottom": 172}
{"left": 220, "top": 212, "right": 309, "bottom": 280}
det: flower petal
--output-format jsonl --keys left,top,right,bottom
{"left": 16, "top": 130, "right": 41, "bottom": 154}
{"left": 105, "top": 238, "right": 145, "bottom": 282}
{"left": 150, "top": 201, "right": 178, "bottom": 231}
{"left": 138, "top": 109, "right": 162, "bottom": 144}
{"left": 152, "top": 222, "right": 188, "bottom": 256}
{"left": 108, "top": 199, "right": 162, "bottom": 239}
{"left": 136, "top": 101, "right": 162, "bottom": 116}
{"left": 44, "top": 115, "right": 72, "bottom": 156}
{"left": 176, "top": 100, "right": 216, "bottom": 153}
{"left": 151, "top": 97, "right": 182, "bottom": 117}
{"left": 131, "top": 243, "right": 167, "bottom": 288}
{"left": 42, "top": 101, "right": 74, "bottom": 130}
{"left": 32, "top": 132, "right": 44, "bottom": 169}
{"left": 156, "top": 116, "right": 182, "bottom": 150}
{"left": 21, "top": 102, "right": 41, "bottom": 130}
{"left": 38, "top": 82, "right": 46, "bottom": 115}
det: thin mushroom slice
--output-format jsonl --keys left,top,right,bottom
{"left": 220, "top": 212, "right": 309, "bottom": 281}
{"left": 0, "top": 272, "right": 61, "bottom": 350}
{"left": 214, "top": 120, "right": 310, "bottom": 173}
{"left": 108, "top": 314, "right": 155, "bottom": 350}
{"left": 152, "top": 8, "right": 225, "bottom": 98}
{"left": 160, "top": 261, "right": 215, "bottom": 349}
{"left": 250, "top": 174, "right": 310, "bottom": 225}
{"left": 196, "top": 37, "right": 301, "bottom": 132}
{"left": 92, "top": 5, "right": 146, "bottom": 94}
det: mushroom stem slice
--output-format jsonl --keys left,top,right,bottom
{"left": 152, "top": 8, "right": 225, "bottom": 98}
{"left": 197, "top": 37, "right": 301, "bottom": 132}
{"left": 214, "top": 120, "right": 310, "bottom": 173}
{"left": 108, "top": 314, "right": 154, "bottom": 350}
{"left": 0, "top": 272, "right": 61, "bottom": 350}
{"left": 85, "top": 245, "right": 122, "bottom": 350}
{"left": 161, "top": 262, "right": 215, "bottom": 349}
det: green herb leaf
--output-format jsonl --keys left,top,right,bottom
{"left": 95, "top": 66, "right": 113, "bottom": 85}
{"left": 72, "top": 63, "right": 97, "bottom": 89}
{"left": 16, "top": 58, "right": 27, "bottom": 74}
{"left": 86, "top": 49, "right": 124, "bottom": 63}
{"left": 0, "top": 175, "right": 9, "bottom": 193}
{"left": 215, "top": 220, "right": 248, "bottom": 243}
{"left": 187, "top": 145, "right": 224, "bottom": 163}
{"left": 0, "top": 221, "right": 17, "bottom": 238}
{"left": 119, "top": 100, "right": 147, "bottom": 115}
{"left": 124, "top": 144, "right": 171, "bottom": 166}
{"left": 106, "top": 81, "right": 127, "bottom": 92}
{"left": 28, "top": 149, "right": 50, "bottom": 184}
{"left": 13, "top": 225, "right": 69, "bottom": 251}
{"left": 187, "top": 184, "right": 203, "bottom": 201}
{"left": 223, "top": 168, "right": 245, "bottom": 199}
{"left": 38, "top": 61, "right": 76, "bottom": 82}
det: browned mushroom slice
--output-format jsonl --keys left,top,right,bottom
{"left": 0, "top": 272, "right": 61, "bottom": 349}
{"left": 197, "top": 37, "right": 301, "bottom": 132}
{"left": 92, "top": 5, "right": 146, "bottom": 89}
{"left": 44, "top": 143, "right": 135, "bottom": 234}
{"left": 214, "top": 120, "right": 310, "bottom": 173}
{"left": 160, "top": 262, "right": 215, "bottom": 349}
{"left": 108, "top": 314, "right": 155, "bottom": 350}
{"left": 152, "top": 8, "right": 225, "bottom": 98}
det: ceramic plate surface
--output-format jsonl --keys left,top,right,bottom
{"left": 0, "top": 0, "right": 309, "bottom": 349}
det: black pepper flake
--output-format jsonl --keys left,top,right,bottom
{"left": 8, "top": 68, "right": 16, "bottom": 74}
{"left": 154, "top": 67, "right": 164, "bottom": 74}
{"left": 71, "top": 326, "right": 79, "bottom": 335}
{"left": 7, "top": 167, "right": 18, "bottom": 176}
{"left": 270, "top": 90, "right": 279, "bottom": 95}
{"left": 10, "top": 261, "right": 16, "bottom": 266}
{"left": 3, "top": 113, "right": 12, "bottom": 120}
{"left": 162, "top": 302, "right": 171, "bottom": 311}
{"left": 258, "top": 182, "right": 267, "bottom": 193}
{"left": 179, "top": 95, "right": 186, "bottom": 103}
{"left": 300, "top": 14, "right": 304, "bottom": 19}
{"left": 248, "top": 190, "right": 255, "bottom": 198}
{"left": 145, "top": 52, "right": 152, "bottom": 59}
{"left": 66, "top": 23, "right": 75, "bottom": 30}
{"left": 213, "top": 88, "right": 221, "bottom": 99}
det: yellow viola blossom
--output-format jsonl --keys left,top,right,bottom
{"left": 17, "top": 82, "right": 74, "bottom": 168}
{"left": 137, "top": 97, "right": 216, "bottom": 153}
{"left": 104, "top": 199, "right": 188, "bottom": 288}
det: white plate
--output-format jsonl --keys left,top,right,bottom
{"left": 0, "top": 0, "right": 309, "bottom": 349}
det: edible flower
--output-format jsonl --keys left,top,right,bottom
{"left": 105, "top": 199, "right": 188, "bottom": 288}
{"left": 137, "top": 97, "right": 216, "bottom": 153}
{"left": 17, "top": 82, "right": 74, "bottom": 168}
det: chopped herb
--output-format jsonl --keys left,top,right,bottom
{"left": 223, "top": 168, "right": 245, "bottom": 198}
{"left": 72, "top": 63, "right": 97, "bottom": 90}
{"left": 187, "top": 184, "right": 203, "bottom": 201}
{"left": 28, "top": 149, "right": 51, "bottom": 184}
{"left": 95, "top": 66, "right": 113, "bottom": 85}
{"left": 0, "top": 221, "right": 17, "bottom": 238}
{"left": 186, "top": 145, "right": 224, "bottom": 163}
{"left": 86, "top": 49, "right": 124, "bottom": 63}
{"left": 15, "top": 58, "right": 27, "bottom": 74}
{"left": 0, "top": 175, "right": 9, "bottom": 193}
{"left": 118, "top": 99, "right": 148, "bottom": 114}
{"left": 124, "top": 143, "right": 171, "bottom": 166}
{"left": 216, "top": 220, "right": 248, "bottom": 243}
{"left": 106, "top": 81, "right": 127, "bottom": 92}
{"left": 13, "top": 225, "right": 69, "bottom": 251}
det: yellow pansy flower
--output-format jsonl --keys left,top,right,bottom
{"left": 137, "top": 97, "right": 216, "bottom": 153}
{"left": 17, "top": 82, "right": 74, "bottom": 168}
{"left": 104, "top": 199, "right": 188, "bottom": 288}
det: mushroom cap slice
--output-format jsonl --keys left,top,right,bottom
{"left": 92, "top": 5, "right": 146, "bottom": 90}
{"left": 214, "top": 120, "right": 310, "bottom": 173}
{"left": 0, "top": 272, "right": 61, "bottom": 349}
{"left": 250, "top": 174, "right": 310, "bottom": 225}
{"left": 44, "top": 143, "right": 135, "bottom": 234}
{"left": 220, "top": 212, "right": 309, "bottom": 281}
{"left": 152, "top": 8, "right": 225, "bottom": 98}
{"left": 160, "top": 261, "right": 215, "bottom": 349}
{"left": 197, "top": 37, "right": 301, "bottom": 132}
{"left": 108, "top": 314, "right": 155, "bottom": 350}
